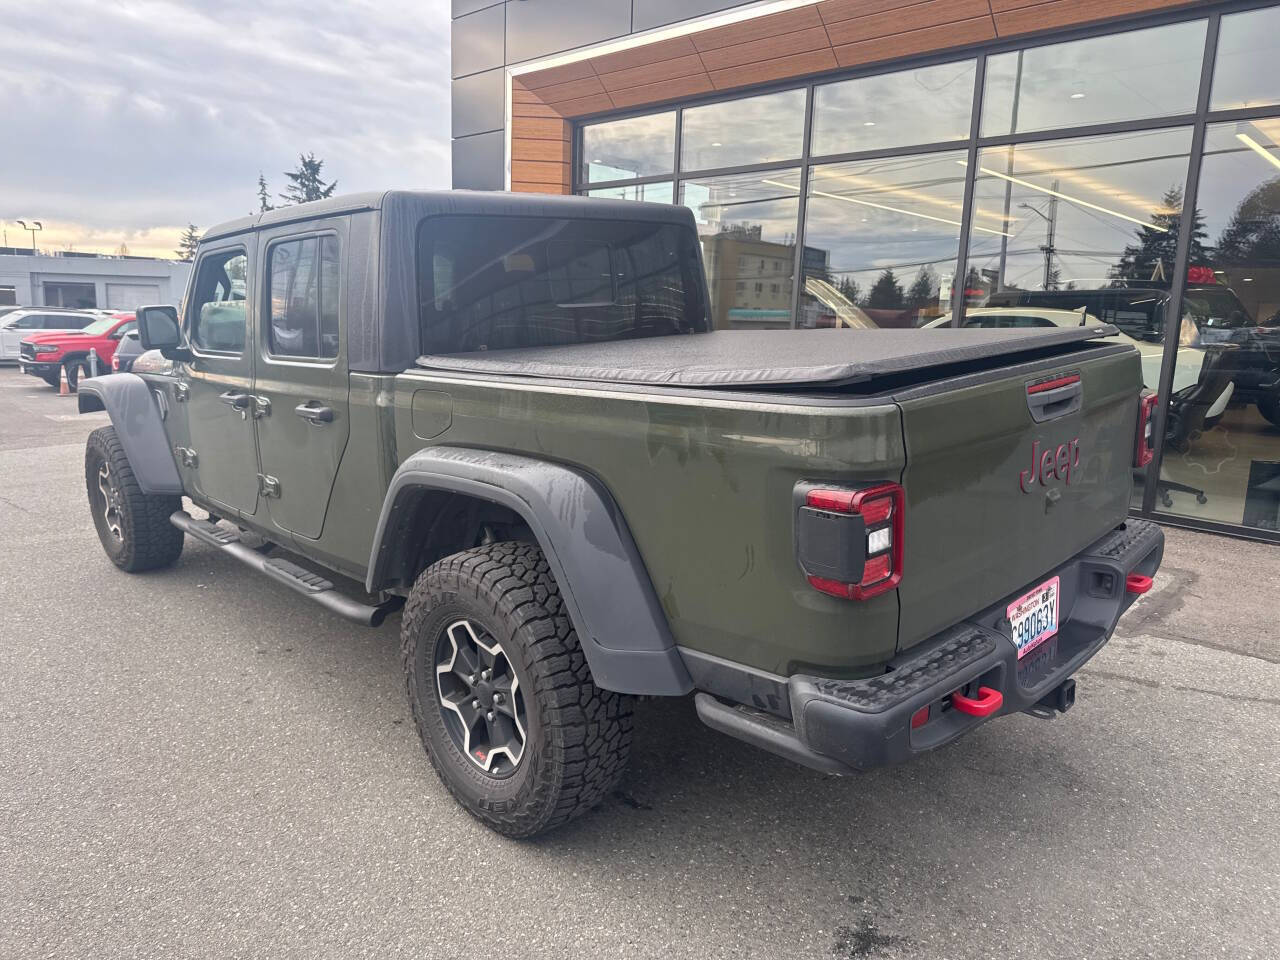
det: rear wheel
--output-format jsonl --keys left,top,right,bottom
{"left": 85, "top": 426, "right": 184, "bottom": 572}
{"left": 401, "top": 541, "right": 633, "bottom": 837}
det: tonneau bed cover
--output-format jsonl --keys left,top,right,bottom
{"left": 416, "top": 326, "right": 1120, "bottom": 390}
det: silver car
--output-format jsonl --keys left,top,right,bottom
{"left": 0, "top": 308, "right": 96, "bottom": 362}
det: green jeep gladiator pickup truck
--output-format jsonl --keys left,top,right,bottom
{"left": 79, "top": 191, "right": 1164, "bottom": 837}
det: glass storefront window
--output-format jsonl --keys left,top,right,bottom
{"left": 798, "top": 151, "right": 968, "bottom": 329}
{"left": 964, "top": 127, "right": 1194, "bottom": 339}
{"left": 587, "top": 181, "right": 675, "bottom": 203}
{"left": 1153, "top": 118, "right": 1280, "bottom": 531}
{"left": 1210, "top": 6, "right": 1280, "bottom": 111}
{"left": 982, "top": 21, "right": 1206, "bottom": 137}
{"left": 581, "top": 111, "right": 675, "bottom": 183}
{"left": 680, "top": 89, "right": 806, "bottom": 172}
{"left": 679, "top": 171, "right": 801, "bottom": 329}
{"left": 811, "top": 60, "right": 975, "bottom": 158}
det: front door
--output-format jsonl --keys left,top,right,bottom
{"left": 178, "top": 240, "right": 261, "bottom": 517}
{"left": 252, "top": 222, "right": 350, "bottom": 540}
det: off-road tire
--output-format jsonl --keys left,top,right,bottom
{"left": 84, "top": 425, "right": 184, "bottom": 572}
{"left": 402, "top": 541, "right": 633, "bottom": 838}
{"left": 1259, "top": 396, "right": 1280, "bottom": 429}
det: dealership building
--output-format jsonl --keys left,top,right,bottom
{"left": 0, "top": 250, "right": 190, "bottom": 312}
{"left": 450, "top": 0, "right": 1280, "bottom": 541}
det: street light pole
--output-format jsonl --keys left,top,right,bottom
{"left": 15, "top": 220, "right": 42, "bottom": 254}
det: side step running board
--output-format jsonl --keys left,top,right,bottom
{"left": 694, "top": 693, "right": 851, "bottom": 776}
{"left": 170, "top": 511, "right": 402, "bottom": 627}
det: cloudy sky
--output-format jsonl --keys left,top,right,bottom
{"left": 0, "top": 0, "right": 451, "bottom": 258}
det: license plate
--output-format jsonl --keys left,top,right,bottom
{"left": 1008, "top": 576, "right": 1059, "bottom": 659}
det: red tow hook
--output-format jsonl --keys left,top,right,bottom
{"left": 951, "top": 686, "right": 1003, "bottom": 717}
{"left": 1125, "top": 573, "right": 1153, "bottom": 595}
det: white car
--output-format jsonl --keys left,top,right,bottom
{"left": 0, "top": 308, "right": 97, "bottom": 362}
{"left": 925, "top": 306, "right": 1232, "bottom": 412}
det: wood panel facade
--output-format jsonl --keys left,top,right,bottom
{"left": 509, "top": 0, "right": 1204, "bottom": 193}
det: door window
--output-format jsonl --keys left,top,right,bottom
{"left": 45, "top": 314, "right": 91, "bottom": 329}
{"left": 266, "top": 236, "right": 340, "bottom": 359}
{"left": 190, "top": 249, "right": 248, "bottom": 353}
{"left": 8, "top": 313, "right": 43, "bottom": 330}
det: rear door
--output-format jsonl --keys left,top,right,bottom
{"left": 251, "top": 218, "right": 350, "bottom": 540}
{"left": 178, "top": 239, "right": 261, "bottom": 517}
{"left": 893, "top": 346, "right": 1141, "bottom": 650}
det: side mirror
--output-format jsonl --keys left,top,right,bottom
{"left": 136, "top": 305, "right": 189, "bottom": 360}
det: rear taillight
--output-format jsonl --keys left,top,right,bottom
{"left": 111, "top": 353, "right": 120, "bottom": 371}
{"left": 797, "top": 482, "right": 904, "bottom": 601}
{"left": 1135, "top": 393, "right": 1158, "bottom": 468}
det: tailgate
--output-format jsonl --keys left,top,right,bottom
{"left": 894, "top": 345, "right": 1141, "bottom": 651}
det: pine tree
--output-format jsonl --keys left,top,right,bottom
{"left": 836, "top": 276, "right": 862, "bottom": 306}
{"left": 1214, "top": 176, "right": 1280, "bottom": 266}
{"left": 1111, "top": 186, "right": 1211, "bottom": 283}
{"left": 175, "top": 224, "right": 200, "bottom": 262}
{"left": 257, "top": 172, "right": 274, "bottom": 212}
{"left": 279, "top": 153, "right": 337, "bottom": 205}
{"left": 906, "top": 265, "right": 940, "bottom": 308}
{"left": 867, "top": 269, "right": 905, "bottom": 310}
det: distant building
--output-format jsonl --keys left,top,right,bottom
{"left": 0, "top": 251, "right": 190, "bottom": 310}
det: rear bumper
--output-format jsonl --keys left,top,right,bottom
{"left": 696, "top": 518, "right": 1164, "bottom": 774}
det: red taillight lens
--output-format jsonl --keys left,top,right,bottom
{"left": 805, "top": 488, "right": 857, "bottom": 513}
{"left": 1135, "top": 393, "right": 1158, "bottom": 468}
{"left": 802, "top": 482, "right": 904, "bottom": 600}
{"left": 858, "top": 495, "right": 893, "bottom": 526}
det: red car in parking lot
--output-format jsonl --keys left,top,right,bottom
{"left": 18, "top": 312, "right": 136, "bottom": 389}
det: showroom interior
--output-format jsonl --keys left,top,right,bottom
{"left": 451, "top": 0, "right": 1280, "bottom": 541}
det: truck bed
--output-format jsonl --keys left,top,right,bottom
{"left": 416, "top": 326, "right": 1120, "bottom": 391}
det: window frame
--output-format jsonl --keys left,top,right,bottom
{"left": 260, "top": 230, "right": 343, "bottom": 367}
{"left": 187, "top": 243, "right": 250, "bottom": 358}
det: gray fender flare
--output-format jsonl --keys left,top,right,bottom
{"left": 367, "top": 446, "right": 693, "bottom": 697}
{"left": 77, "top": 373, "right": 183, "bottom": 496}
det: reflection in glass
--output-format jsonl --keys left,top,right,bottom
{"left": 1211, "top": 6, "right": 1280, "bottom": 111}
{"left": 798, "top": 151, "right": 970, "bottom": 329}
{"left": 965, "top": 127, "right": 1194, "bottom": 312}
{"left": 679, "top": 171, "right": 801, "bottom": 329}
{"left": 982, "top": 20, "right": 1206, "bottom": 137}
{"left": 680, "top": 89, "right": 806, "bottom": 172}
{"left": 1154, "top": 118, "right": 1280, "bottom": 531}
{"left": 587, "top": 181, "right": 675, "bottom": 203}
{"left": 811, "top": 60, "right": 975, "bottom": 157}
{"left": 581, "top": 112, "right": 675, "bottom": 183}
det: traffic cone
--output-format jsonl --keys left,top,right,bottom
{"left": 59, "top": 365, "right": 70, "bottom": 396}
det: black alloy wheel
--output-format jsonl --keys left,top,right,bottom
{"left": 433, "top": 618, "right": 528, "bottom": 777}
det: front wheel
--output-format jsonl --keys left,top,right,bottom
{"left": 64, "top": 357, "right": 92, "bottom": 392}
{"left": 401, "top": 541, "right": 633, "bottom": 838}
{"left": 85, "top": 426, "right": 184, "bottom": 572}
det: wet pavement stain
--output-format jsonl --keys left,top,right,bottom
{"left": 831, "top": 916, "right": 910, "bottom": 958}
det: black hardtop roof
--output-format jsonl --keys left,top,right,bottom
{"left": 201, "top": 189, "right": 696, "bottom": 242}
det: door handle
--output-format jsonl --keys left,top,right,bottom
{"left": 294, "top": 401, "right": 334, "bottom": 424}
{"left": 218, "top": 390, "right": 252, "bottom": 420}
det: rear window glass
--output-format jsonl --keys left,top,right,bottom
{"left": 416, "top": 215, "right": 707, "bottom": 354}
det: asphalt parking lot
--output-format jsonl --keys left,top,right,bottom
{"left": 1, "top": 362, "right": 1277, "bottom": 960}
